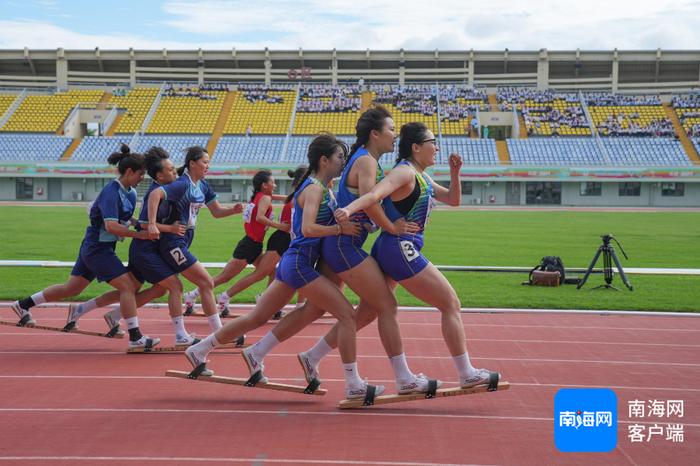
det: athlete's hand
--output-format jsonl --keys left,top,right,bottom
{"left": 391, "top": 218, "right": 421, "bottom": 235}
{"left": 334, "top": 208, "right": 351, "bottom": 224}
{"left": 147, "top": 223, "right": 160, "bottom": 240}
{"left": 449, "top": 153, "right": 463, "bottom": 173}
{"left": 171, "top": 221, "right": 187, "bottom": 237}
{"left": 340, "top": 220, "right": 362, "bottom": 237}
{"left": 232, "top": 203, "right": 244, "bottom": 214}
{"left": 136, "top": 230, "right": 151, "bottom": 241}
{"left": 278, "top": 222, "right": 291, "bottom": 233}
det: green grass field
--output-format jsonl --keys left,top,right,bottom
{"left": 1, "top": 206, "right": 699, "bottom": 312}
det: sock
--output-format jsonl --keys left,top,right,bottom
{"left": 192, "top": 333, "right": 220, "bottom": 360}
{"left": 252, "top": 331, "right": 279, "bottom": 359}
{"left": 343, "top": 362, "right": 363, "bottom": 385}
{"left": 19, "top": 291, "right": 44, "bottom": 310}
{"left": 125, "top": 316, "right": 143, "bottom": 342}
{"left": 218, "top": 291, "right": 230, "bottom": 303}
{"left": 207, "top": 313, "right": 222, "bottom": 331}
{"left": 171, "top": 315, "right": 187, "bottom": 338}
{"left": 188, "top": 289, "right": 200, "bottom": 300}
{"left": 389, "top": 353, "right": 415, "bottom": 381}
{"left": 452, "top": 352, "right": 477, "bottom": 380}
{"left": 306, "top": 337, "right": 333, "bottom": 364}
{"left": 31, "top": 292, "right": 46, "bottom": 306}
{"left": 74, "top": 299, "right": 98, "bottom": 319}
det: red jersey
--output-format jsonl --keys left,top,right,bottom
{"left": 243, "top": 192, "right": 273, "bottom": 242}
{"left": 280, "top": 200, "right": 292, "bottom": 225}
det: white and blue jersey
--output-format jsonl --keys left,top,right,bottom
{"left": 71, "top": 179, "right": 136, "bottom": 283}
{"left": 276, "top": 176, "right": 336, "bottom": 289}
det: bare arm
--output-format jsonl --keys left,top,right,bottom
{"left": 255, "top": 195, "right": 289, "bottom": 232}
{"left": 335, "top": 165, "right": 414, "bottom": 222}
{"left": 429, "top": 153, "right": 462, "bottom": 206}
{"left": 208, "top": 200, "right": 244, "bottom": 218}
{"left": 300, "top": 185, "right": 360, "bottom": 237}
{"left": 104, "top": 220, "right": 148, "bottom": 240}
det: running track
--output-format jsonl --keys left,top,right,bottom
{"left": 0, "top": 305, "right": 697, "bottom": 465}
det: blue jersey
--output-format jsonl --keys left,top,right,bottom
{"left": 85, "top": 179, "right": 137, "bottom": 243}
{"left": 160, "top": 173, "right": 218, "bottom": 230}
{"left": 383, "top": 161, "right": 435, "bottom": 239}
{"left": 136, "top": 181, "right": 172, "bottom": 231}
{"left": 336, "top": 147, "right": 391, "bottom": 231}
{"left": 289, "top": 176, "right": 336, "bottom": 249}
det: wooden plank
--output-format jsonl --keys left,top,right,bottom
{"left": 0, "top": 319, "right": 124, "bottom": 339}
{"left": 127, "top": 343, "right": 248, "bottom": 354}
{"left": 337, "top": 382, "right": 510, "bottom": 409}
{"left": 165, "top": 370, "right": 327, "bottom": 396}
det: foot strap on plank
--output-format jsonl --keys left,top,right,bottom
{"left": 245, "top": 370, "right": 264, "bottom": 387}
{"left": 105, "top": 326, "right": 120, "bottom": 338}
{"left": 62, "top": 321, "right": 76, "bottom": 332}
{"left": 17, "top": 314, "right": 32, "bottom": 327}
{"left": 304, "top": 378, "right": 321, "bottom": 394}
{"left": 235, "top": 335, "right": 246, "bottom": 347}
{"left": 187, "top": 363, "right": 208, "bottom": 379}
{"left": 362, "top": 385, "right": 377, "bottom": 406}
{"left": 487, "top": 372, "right": 500, "bottom": 392}
{"left": 425, "top": 379, "right": 439, "bottom": 399}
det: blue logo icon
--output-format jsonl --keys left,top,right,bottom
{"left": 554, "top": 388, "right": 618, "bottom": 452}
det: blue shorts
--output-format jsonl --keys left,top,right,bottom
{"left": 71, "top": 240, "right": 128, "bottom": 283}
{"left": 275, "top": 244, "right": 321, "bottom": 289}
{"left": 129, "top": 238, "right": 177, "bottom": 284}
{"left": 321, "top": 230, "right": 370, "bottom": 274}
{"left": 158, "top": 232, "right": 198, "bottom": 274}
{"left": 371, "top": 232, "right": 430, "bottom": 282}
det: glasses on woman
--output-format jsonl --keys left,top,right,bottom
{"left": 419, "top": 138, "right": 437, "bottom": 146}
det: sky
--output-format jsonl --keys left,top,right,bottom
{"left": 0, "top": 0, "right": 699, "bottom": 51}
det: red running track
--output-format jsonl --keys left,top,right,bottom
{"left": 0, "top": 306, "right": 698, "bottom": 465}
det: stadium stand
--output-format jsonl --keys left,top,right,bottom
{"left": 498, "top": 88, "right": 591, "bottom": 136}
{"left": 602, "top": 137, "right": 692, "bottom": 166}
{"left": 672, "top": 94, "right": 700, "bottom": 138}
{"left": 293, "top": 84, "right": 362, "bottom": 135}
{"left": 146, "top": 85, "right": 225, "bottom": 134}
{"left": 439, "top": 86, "right": 489, "bottom": 136}
{"left": 214, "top": 135, "right": 286, "bottom": 164}
{"left": 370, "top": 84, "right": 439, "bottom": 130}
{"left": 1, "top": 89, "right": 104, "bottom": 133}
{"left": 109, "top": 87, "right": 159, "bottom": 134}
{"left": 71, "top": 135, "right": 209, "bottom": 164}
{"left": 507, "top": 137, "right": 605, "bottom": 165}
{"left": 586, "top": 93, "right": 674, "bottom": 137}
{"left": 440, "top": 137, "right": 498, "bottom": 164}
{"left": 0, "top": 93, "right": 17, "bottom": 118}
{"left": 224, "top": 84, "right": 296, "bottom": 135}
{"left": 0, "top": 134, "right": 73, "bottom": 162}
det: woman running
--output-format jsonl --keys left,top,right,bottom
{"left": 65, "top": 147, "right": 197, "bottom": 345}
{"left": 12, "top": 145, "right": 159, "bottom": 348}
{"left": 335, "top": 122, "right": 500, "bottom": 388}
{"left": 185, "top": 134, "right": 385, "bottom": 399}
{"left": 237, "top": 107, "right": 440, "bottom": 395}
{"left": 183, "top": 170, "right": 290, "bottom": 317}
{"left": 146, "top": 146, "right": 243, "bottom": 332}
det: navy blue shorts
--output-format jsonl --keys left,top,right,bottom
{"left": 71, "top": 240, "right": 128, "bottom": 283}
{"left": 129, "top": 238, "right": 177, "bottom": 284}
{"left": 321, "top": 230, "right": 370, "bottom": 274}
{"left": 158, "top": 234, "right": 198, "bottom": 274}
{"left": 371, "top": 232, "right": 430, "bottom": 282}
{"left": 275, "top": 244, "right": 321, "bottom": 289}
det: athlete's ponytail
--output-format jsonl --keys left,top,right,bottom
{"left": 108, "top": 143, "right": 145, "bottom": 175}
{"left": 177, "top": 146, "right": 207, "bottom": 176}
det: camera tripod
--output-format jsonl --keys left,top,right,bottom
{"left": 577, "top": 234, "right": 633, "bottom": 291}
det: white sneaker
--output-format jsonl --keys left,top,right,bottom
{"left": 396, "top": 373, "right": 442, "bottom": 395}
{"left": 184, "top": 345, "right": 214, "bottom": 377}
{"left": 128, "top": 336, "right": 161, "bottom": 349}
{"left": 65, "top": 303, "right": 81, "bottom": 328}
{"left": 242, "top": 346, "right": 268, "bottom": 383}
{"left": 216, "top": 293, "right": 230, "bottom": 316}
{"left": 103, "top": 308, "right": 125, "bottom": 336}
{"left": 183, "top": 291, "right": 196, "bottom": 315}
{"left": 11, "top": 301, "right": 35, "bottom": 326}
{"left": 345, "top": 379, "right": 386, "bottom": 400}
{"left": 175, "top": 333, "right": 198, "bottom": 346}
{"left": 461, "top": 368, "right": 497, "bottom": 388}
{"left": 297, "top": 351, "right": 320, "bottom": 383}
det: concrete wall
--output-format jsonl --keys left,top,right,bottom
{"left": 0, "top": 178, "right": 14, "bottom": 200}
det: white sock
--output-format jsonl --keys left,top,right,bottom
{"left": 452, "top": 352, "right": 477, "bottom": 380}
{"left": 125, "top": 316, "right": 139, "bottom": 330}
{"left": 171, "top": 315, "right": 188, "bottom": 337}
{"left": 31, "top": 292, "right": 46, "bottom": 306}
{"left": 306, "top": 337, "right": 333, "bottom": 364}
{"left": 252, "top": 331, "right": 279, "bottom": 359}
{"left": 190, "top": 288, "right": 200, "bottom": 298}
{"left": 389, "top": 353, "right": 415, "bottom": 381}
{"left": 218, "top": 291, "right": 230, "bottom": 303}
{"left": 207, "top": 313, "right": 222, "bottom": 331}
{"left": 75, "top": 299, "right": 98, "bottom": 318}
{"left": 192, "top": 333, "right": 220, "bottom": 359}
{"left": 343, "top": 361, "right": 363, "bottom": 385}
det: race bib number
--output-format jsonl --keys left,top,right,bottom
{"left": 169, "top": 247, "right": 187, "bottom": 266}
{"left": 242, "top": 202, "right": 255, "bottom": 223}
{"left": 289, "top": 206, "right": 297, "bottom": 240}
{"left": 188, "top": 202, "right": 203, "bottom": 228}
{"left": 400, "top": 240, "right": 419, "bottom": 262}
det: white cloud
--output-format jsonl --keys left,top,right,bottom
{"left": 0, "top": 1, "right": 699, "bottom": 50}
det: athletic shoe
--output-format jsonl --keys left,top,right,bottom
{"left": 175, "top": 333, "right": 198, "bottom": 346}
{"left": 65, "top": 303, "right": 81, "bottom": 328}
{"left": 183, "top": 291, "right": 197, "bottom": 315}
{"left": 396, "top": 373, "right": 442, "bottom": 395}
{"left": 242, "top": 346, "right": 268, "bottom": 383}
{"left": 128, "top": 336, "right": 161, "bottom": 349}
{"left": 11, "top": 301, "right": 35, "bottom": 326}
{"left": 184, "top": 346, "right": 214, "bottom": 377}
{"left": 272, "top": 310, "right": 285, "bottom": 320}
{"left": 103, "top": 308, "right": 125, "bottom": 336}
{"left": 460, "top": 368, "right": 498, "bottom": 388}
{"left": 217, "top": 293, "right": 229, "bottom": 316}
{"left": 297, "top": 351, "right": 320, "bottom": 383}
{"left": 345, "top": 379, "right": 386, "bottom": 400}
